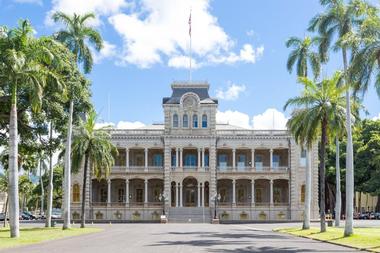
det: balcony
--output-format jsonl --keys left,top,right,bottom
{"left": 217, "top": 166, "right": 289, "bottom": 173}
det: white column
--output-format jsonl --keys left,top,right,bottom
{"left": 197, "top": 182, "right": 201, "bottom": 207}
{"left": 270, "top": 179, "right": 274, "bottom": 206}
{"left": 107, "top": 179, "right": 111, "bottom": 205}
{"left": 251, "top": 149, "right": 255, "bottom": 169}
{"left": 144, "top": 178, "right": 148, "bottom": 204}
{"left": 144, "top": 148, "right": 148, "bottom": 171}
{"left": 202, "top": 148, "right": 205, "bottom": 168}
{"left": 175, "top": 148, "right": 179, "bottom": 168}
{"left": 126, "top": 148, "right": 129, "bottom": 169}
{"left": 175, "top": 182, "right": 179, "bottom": 207}
{"left": 251, "top": 179, "right": 255, "bottom": 206}
{"left": 232, "top": 179, "right": 236, "bottom": 205}
{"left": 198, "top": 148, "right": 201, "bottom": 170}
{"left": 202, "top": 183, "right": 205, "bottom": 207}
{"left": 270, "top": 149, "right": 273, "bottom": 170}
{"left": 179, "top": 182, "right": 183, "bottom": 207}
{"left": 125, "top": 179, "right": 129, "bottom": 205}
{"left": 179, "top": 148, "right": 183, "bottom": 168}
{"left": 232, "top": 148, "right": 236, "bottom": 170}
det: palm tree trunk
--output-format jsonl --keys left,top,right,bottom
{"left": 81, "top": 153, "right": 89, "bottom": 228}
{"left": 342, "top": 48, "right": 354, "bottom": 237}
{"left": 45, "top": 122, "right": 54, "bottom": 227}
{"left": 39, "top": 159, "right": 44, "bottom": 216}
{"left": 320, "top": 117, "right": 327, "bottom": 232}
{"left": 63, "top": 99, "right": 74, "bottom": 230}
{"left": 335, "top": 137, "right": 341, "bottom": 227}
{"left": 303, "top": 148, "right": 312, "bottom": 229}
{"left": 3, "top": 195, "right": 8, "bottom": 227}
{"left": 8, "top": 84, "right": 20, "bottom": 238}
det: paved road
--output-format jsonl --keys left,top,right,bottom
{"left": 1, "top": 223, "right": 364, "bottom": 253}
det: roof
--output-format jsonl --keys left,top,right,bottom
{"left": 163, "top": 81, "right": 218, "bottom": 105}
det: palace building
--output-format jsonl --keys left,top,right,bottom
{"left": 71, "top": 81, "right": 319, "bottom": 222}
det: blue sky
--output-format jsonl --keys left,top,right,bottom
{"left": 1, "top": 0, "right": 380, "bottom": 129}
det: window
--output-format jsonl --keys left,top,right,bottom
{"left": 255, "top": 155, "right": 263, "bottom": 171}
{"left": 184, "top": 154, "right": 196, "bottom": 167}
{"left": 237, "top": 154, "right": 246, "bottom": 171}
{"left": 301, "top": 185, "right": 305, "bottom": 203}
{"left": 100, "top": 188, "right": 107, "bottom": 202}
{"left": 193, "top": 114, "right": 198, "bottom": 128}
{"left": 73, "top": 184, "right": 80, "bottom": 202}
{"left": 173, "top": 114, "right": 179, "bottom": 127}
{"left": 202, "top": 114, "right": 207, "bottom": 128}
{"left": 118, "top": 188, "right": 125, "bottom": 202}
{"left": 300, "top": 148, "right": 307, "bottom": 167}
{"left": 204, "top": 153, "right": 209, "bottom": 167}
{"left": 274, "top": 187, "right": 281, "bottom": 203}
{"left": 153, "top": 154, "right": 163, "bottom": 166}
{"left": 183, "top": 114, "right": 189, "bottom": 128}
{"left": 218, "top": 154, "right": 228, "bottom": 170}
{"left": 171, "top": 154, "right": 176, "bottom": 167}
{"left": 273, "top": 154, "right": 280, "bottom": 168}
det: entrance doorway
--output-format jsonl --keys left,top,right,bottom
{"left": 183, "top": 177, "right": 197, "bottom": 207}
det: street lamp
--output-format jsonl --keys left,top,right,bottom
{"left": 158, "top": 192, "right": 168, "bottom": 216}
{"left": 211, "top": 192, "right": 221, "bottom": 219}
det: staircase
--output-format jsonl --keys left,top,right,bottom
{"left": 168, "top": 207, "right": 211, "bottom": 223}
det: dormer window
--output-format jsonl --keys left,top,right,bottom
{"left": 202, "top": 114, "right": 208, "bottom": 128}
{"left": 173, "top": 114, "right": 179, "bottom": 128}
{"left": 183, "top": 114, "right": 189, "bottom": 128}
{"left": 193, "top": 114, "right": 198, "bottom": 128}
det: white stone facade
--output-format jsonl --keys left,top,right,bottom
{"left": 71, "top": 82, "right": 319, "bottom": 222}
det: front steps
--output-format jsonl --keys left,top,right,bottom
{"left": 168, "top": 207, "right": 211, "bottom": 223}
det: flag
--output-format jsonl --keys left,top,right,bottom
{"left": 188, "top": 10, "right": 191, "bottom": 37}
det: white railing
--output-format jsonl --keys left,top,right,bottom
{"left": 109, "top": 129, "right": 164, "bottom": 136}
{"left": 216, "top": 129, "right": 289, "bottom": 136}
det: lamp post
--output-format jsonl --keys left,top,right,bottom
{"left": 158, "top": 192, "right": 167, "bottom": 216}
{"left": 212, "top": 192, "right": 221, "bottom": 219}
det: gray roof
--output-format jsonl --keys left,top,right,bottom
{"left": 163, "top": 81, "right": 218, "bottom": 105}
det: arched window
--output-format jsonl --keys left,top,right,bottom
{"left": 173, "top": 114, "right": 179, "bottom": 127}
{"left": 301, "top": 185, "right": 305, "bottom": 203}
{"left": 183, "top": 114, "right": 189, "bottom": 128}
{"left": 202, "top": 114, "right": 208, "bottom": 128}
{"left": 73, "top": 184, "right": 80, "bottom": 203}
{"left": 193, "top": 114, "right": 198, "bottom": 128}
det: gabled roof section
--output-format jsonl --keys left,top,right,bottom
{"left": 163, "top": 81, "right": 218, "bottom": 105}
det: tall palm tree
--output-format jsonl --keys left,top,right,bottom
{"left": 71, "top": 110, "right": 117, "bottom": 228}
{"left": 286, "top": 36, "right": 323, "bottom": 79}
{"left": 308, "top": 0, "right": 371, "bottom": 236}
{"left": 0, "top": 20, "right": 61, "bottom": 238}
{"left": 52, "top": 12, "right": 103, "bottom": 230}
{"left": 284, "top": 72, "right": 348, "bottom": 232}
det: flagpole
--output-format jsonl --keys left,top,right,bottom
{"left": 189, "top": 8, "right": 192, "bottom": 83}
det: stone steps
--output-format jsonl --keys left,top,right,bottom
{"left": 168, "top": 207, "right": 211, "bottom": 223}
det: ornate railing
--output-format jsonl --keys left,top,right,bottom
{"left": 110, "top": 129, "right": 164, "bottom": 136}
{"left": 216, "top": 129, "right": 289, "bottom": 136}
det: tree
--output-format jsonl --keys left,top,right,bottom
{"left": 308, "top": 0, "right": 373, "bottom": 236}
{"left": 71, "top": 110, "right": 117, "bottom": 228}
{"left": 286, "top": 36, "right": 323, "bottom": 79}
{"left": 52, "top": 11, "right": 103, "bottom": 230}
{"left": 0, "top": 20, "right": 62, "bottom": 237}
{"left": 284, "top": 72, "right": 348, "bottom": 232}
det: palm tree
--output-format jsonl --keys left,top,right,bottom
{"left": 286, "top": 36, "right": 323, "bottom": 79}
{"left": 308, "top": 0, "right": 372, "bottom": 236}
{"left": 52, "top": 12, "right": 103, "bottom": 230}
{"left": 71, "top": 110, "right": 117, "bottom": 228}
{"left": 284, "top": 72, "right": 348, "bottom": 232}
{"left": 0, "top": 20, "right": 62, "bottom": 238}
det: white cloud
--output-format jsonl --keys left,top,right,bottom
{"left": 14, "top": 0, "right": 42, "bottom": 5}
{"left": 373, "top": 113, "right": 380, "bottom": 120}
{"left": 92, "top": 41, "right": 117, "bottom": 63}
{"left": 216, "top": 83, "right": 246, "bottom": 101}
{"left": 252, "top": 108, "right": 288, "bottom": 130}
{"left": 168, "top": 56, "right": 200, "bottom": 69}
{"left": 108, "top": 0, "right": 264, "bottom": 68}
{"left": 216, "top": 110, "right": 251, "bottom": 129}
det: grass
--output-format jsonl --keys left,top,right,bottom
{"left": 0, "top": 226, "right": 102, "bottom": 249}
{"left": 276, "top": 227, "right": 380, "bottom": 252}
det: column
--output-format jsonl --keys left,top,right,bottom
{"left": 198, "top": 148, "right": 201, "bottom": 170}
{"left": 144, "top": 178, "right": 148, "bottom": 204}
{"left": 126, "top": 148, "right": 129, "bottom": 169}
{"left": 197, "top": 182, "right": 201, "bottom": 207}
{"left": 251, "top": 149, "right": 255, "bottom": 169}
{"left": 270, "top": 149, "right": 273, "bottom": 170}
{"left": 107, "top": 179, "right": 111, "bottom": 205}
{"left": 179, "top": 182, "right": 183, "bottom": 207}
{"left": 232, "top": 148, "right": 236, "bottom": 171}
{"left": 179, "top": 148, "right": 183, "bottom": 168}
{"left": 144, "top": 148, "right": 148, "bottom": 171}
{"left": 175, "top": 182, "right": 179, "bottom": 207}
{"left": 202, "top": 183, "right": 205, "bottom": 207}
{"left": 202, "top": 148, "right": 205, "bottom": 168}
{"left": 251, "top": 179, "right": 255, "bottom": 206}
{"left": 175, "top": 148, "right": 179, "bottom": 168}
{"left": 232, "top": 179, "right": 236, "bottom": 206}
{"left": 270, "top": 179, "right": 274, "bottom": 207}
{"left": 125, "top": 179, "right": 129, "bottom": 206}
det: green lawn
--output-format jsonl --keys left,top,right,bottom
{"left": 276, "top": 227, "right": 380, "bottom": 252}
{"left": 0, "top": 226, "right": 102, "bottom": 249}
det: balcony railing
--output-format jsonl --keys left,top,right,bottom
{"left": 110, "top": 129, "right": 164, "bottom": 136}
{"left": 217, "top": 166, "right": 289, "bottom": 173}
{"left": 216, "top": 129, "right": 289, "bottom": 136}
